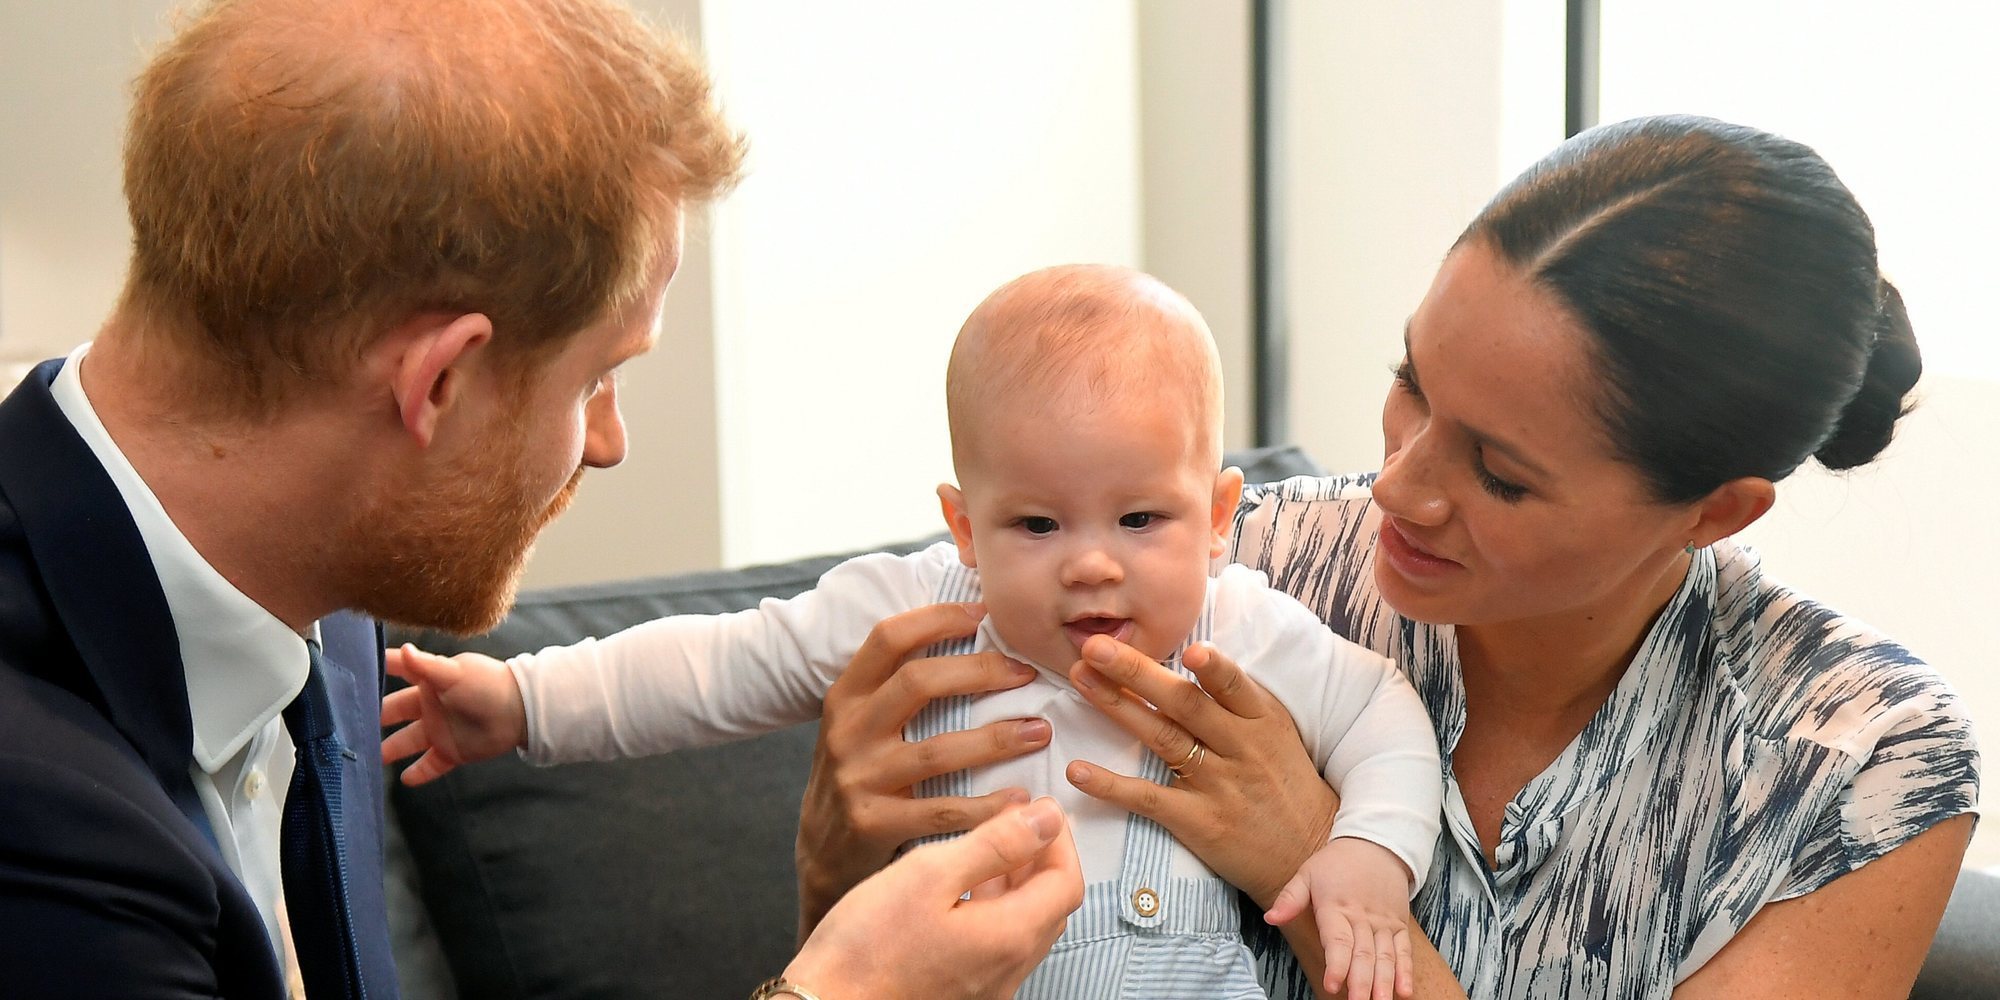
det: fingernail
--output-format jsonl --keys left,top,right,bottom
{"left": 962, "top": 601, "right": 986, "bottom": 621}
{"left": 1071, "top": 666, "right": 1099, "bottom": 691}
{"left": 1020, "top": 798, "right": 1062, "bottom": 841}
{"left": 1065, "top": 762, "right": 1091, "bottom": 785}
{"left": 1017, "top": 719, "right": 1051, "bottom": 744}
{"left": 1003, "top": 787, "right": 1031, "bottom": 805}
{"left": 1008, "top": 658, "right": 1036, "bottom": 678}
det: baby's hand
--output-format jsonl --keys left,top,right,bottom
{"left": 379, "top": 644, "right": 527, "bottom": 785}
{"left": 1265, "top": 836, "right": 1415, "bottom": 1000}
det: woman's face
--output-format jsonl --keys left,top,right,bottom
{"left": 1371, "top": 239, "right": 1698, "bottom": 630}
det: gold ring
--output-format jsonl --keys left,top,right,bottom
{"left": 1167, "top": 741, "right": 1207, "bottom": 780}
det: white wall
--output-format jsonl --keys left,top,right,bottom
{"left": 699, "top": 0, "right": 1143, "bottom": 568}
{"left": 1138, "top": 0, "right": 1254, "bottom": 453}
{"left": 1277, "top": 0, "right": 1512, "bottom": 474}
{"left": 0, "top": 1, "right": 174, "bottom": 355}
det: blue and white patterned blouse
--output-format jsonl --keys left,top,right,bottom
{"left": 1227, "top": 475, "right": 1981, "bottom": 999}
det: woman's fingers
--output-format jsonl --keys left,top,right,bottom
{"left": 1181, "top": 641, "right": 1277, "bottom": 720}
{"left": 1063, "top": 759, "right": 1193, "bottom": 826}
{"left": 841, "top": 601, "right": 986, "bottom": 694}
{"left": 876, "top": 719, "right": 1053, "bottom": 790}
{"left": 1076, "top": 635, "right": 1243, "bottom": 756}
{"left": 857, "top": 649, "right": 1037, "bottom": 737}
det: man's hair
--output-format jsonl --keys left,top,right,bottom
{"left": 119, "top": 0, "right": 745, "bottom": 414}
{"left": 945, "top": 264, "right": 1224, "bottom": 474}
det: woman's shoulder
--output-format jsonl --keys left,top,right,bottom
{"left": 1708, "top": 540, "right": 1975, "bottom": 762}
{"left": 1230, "top": 472, "right": 1380, "bottom": 570}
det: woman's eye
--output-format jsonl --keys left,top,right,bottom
{"left": 1474, "top": 449, "right": 1529, "bottom": 503}
{"left": 1020, "top": 517, "right": 1058, "bottom": 535}
{"left": 1390, "top": 358, "right": 1423, "bottom": 399}
{"left": 1119, "top": 512, "right": 1158, "bottom": 529}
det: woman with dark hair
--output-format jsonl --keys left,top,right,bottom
{"left": 794, "top": 116, "right": 1980, "bottom": 998}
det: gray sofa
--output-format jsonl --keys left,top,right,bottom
{"left": 381, "top": 446, "right": 1996, "bottom": 999}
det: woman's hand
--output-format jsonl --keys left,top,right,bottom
{"left": 796, "top": 601, "right": 1054, "bottom": 939}
{"left": 1063, "top": 635, "right": 1340, "bottom": 911}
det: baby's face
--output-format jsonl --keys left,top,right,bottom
{"left": 941, "top": 393, "right": 1238, "bottom": 674}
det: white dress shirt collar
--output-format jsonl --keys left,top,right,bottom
{"left": 49, "top": 342, "right": 312, "bottom": 772}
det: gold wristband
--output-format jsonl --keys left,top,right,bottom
{"left": 750, "top": 976, "right": 825, "bottom": 1000}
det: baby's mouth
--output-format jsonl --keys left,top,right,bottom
{"left": 1063, "top": 616, "right": 1134, "bottom": 649}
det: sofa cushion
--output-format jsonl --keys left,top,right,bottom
{"left": 385, "top": 445, "right": 1329, "bottom": 999}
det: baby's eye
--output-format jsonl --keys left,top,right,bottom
{"left": 1119, "top": 512, "right": 1159, "bottom": 529}
{"left": 1020, "top": 516, "right": 1058, "bottom": 535}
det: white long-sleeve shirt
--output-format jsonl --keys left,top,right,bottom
{"left": 511, "top": 540, "right": 1442, "bottom": 887}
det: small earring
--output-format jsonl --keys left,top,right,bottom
{"left": 1684, "top": 541, "right": 1697, "bottom": 555}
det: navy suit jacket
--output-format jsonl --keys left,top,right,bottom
{"left": 0, "top": 361, "right": 399, "bottom": 997}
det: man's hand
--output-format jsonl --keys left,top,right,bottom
{"left": 379, "top": 644, "right": 528, "bottom": 785}
{"left": 784, "top": 798, "right": 1084, "bottom": 999}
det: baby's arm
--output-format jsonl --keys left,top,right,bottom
{"left": 379, "top": 547, "right": 946, "bottom": 775}
{"left": 1216, "top": 569, "right": 1443, "bottom": 999}
{"left": 511, "top": 548, "right": 945, "bottom": 765}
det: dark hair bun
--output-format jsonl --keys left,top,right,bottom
{"left": 1814, "top": 279, "right": 1923, "bottom": 470}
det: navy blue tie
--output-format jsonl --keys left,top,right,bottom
{"left": 282, "top": 640, "right": 367, "bottom": 1000}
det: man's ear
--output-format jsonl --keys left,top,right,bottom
{"left": 387, "top": 312, "right": 495, "bottom": 448}
{"left": 1210, "top": 465, "right": 1246, "bottom": 559}
{"left": 938, "top": 483, "right": 977, "bottom": 568}
{"left": 1686, "top": 476, "right": 1776, "bottom": 550}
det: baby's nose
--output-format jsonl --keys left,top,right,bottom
{"left": 1061, "top": 546, "right": 1124, "bottom": 587}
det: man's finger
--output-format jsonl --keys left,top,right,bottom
{"left": 924, "top": 798, "right": 1067, "bottom": 896}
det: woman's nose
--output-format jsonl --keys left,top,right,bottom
{"left": 1372, "top": 431, "right": 1451, "bottom": 527}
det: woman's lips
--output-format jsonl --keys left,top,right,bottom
{"left": 1378, "top": 517, "right": 1463, "bottom": 579}
{"left": 1063, "top": 617, "right": 1134, "bottom": 650}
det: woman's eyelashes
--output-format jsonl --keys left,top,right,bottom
{"left": 1474, "top": 446, "right": 1530, "bottom": 502}
{"left": 1391, "top": 358, "right": 1423, "bottom": 399}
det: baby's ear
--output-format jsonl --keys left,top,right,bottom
{"left": 937, "top": 484, "right": 978, "bottom": 568}
{"left": 1209, "top": 466, "right": 1246, "bottom": 558}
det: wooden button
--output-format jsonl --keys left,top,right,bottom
{"left": 1131, "top": 887, "right": 1160, "bottom": 917}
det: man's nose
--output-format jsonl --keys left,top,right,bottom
{"left": 581, "top": 380, "right": 628, "bottom": 469}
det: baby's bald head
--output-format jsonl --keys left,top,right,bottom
{"left": 945, "top": 265, "right": 1223, "bottom": 480}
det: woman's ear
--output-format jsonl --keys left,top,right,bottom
{"left": 1688, "top": 476, "right": 1776, "bottom": 549}
{"left": 1210, "top": 466, "right": 1246, "bottom": 558}
{"left": 388, "top": 312, "right": 494, "bottom": 448}
{"left": 938, "top": 483, "right": 977, "bottom": 568}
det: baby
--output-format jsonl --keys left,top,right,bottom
{"left": 382, "top": 264, "right": 1442, "bottom": 999}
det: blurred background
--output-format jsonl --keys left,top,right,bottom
{"left": 2, "top": 0, "right": 1991, "bottom": 865}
